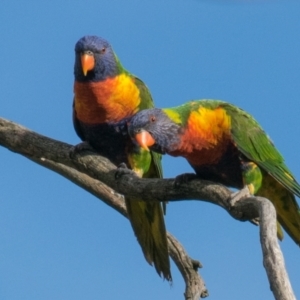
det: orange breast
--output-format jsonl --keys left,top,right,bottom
{"left": 174, "top": 106, "right": 232, "bottom": 166}
{"left": 74, "top": 74, "right": 141, "bottom": 124}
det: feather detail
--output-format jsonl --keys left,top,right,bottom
{"left": 172, "top": 106, "right": 232, "bottom": 165}
{"left": 74, "top": 74, "right": 141, "bottom": 123}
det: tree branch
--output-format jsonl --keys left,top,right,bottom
{"left": 0, "top": 117, "right": 296, "bottom": 300}
{"left": 234, "top": 197, "right": 296, "bottom": 300}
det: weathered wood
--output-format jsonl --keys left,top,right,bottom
{"left": 234, "top": 197, "right": 296, "bottom": 300}
{"left": 0, "top": 117, "right": 296, "bottom": 300}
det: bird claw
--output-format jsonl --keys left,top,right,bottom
{"left": 229, "top": 186, "right": 260, "bottom": 223}
{"left": 174, "top": 173, "right": 198, "bottom": 187}
{"left": 115, "top": 163, "right": 134, "bottom": 179}
{"left": 229, "top": 186, "right": 252, "bottom": 207}
{"left": 69, "top": 141, "right": 95, "bottom": 158}
{"left": 250, "top": 217, "right": 260, "bottom": 226}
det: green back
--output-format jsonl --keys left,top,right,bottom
{"left": 163, "top": 99, "right": 300, "bottom": 197}
{"left": 221, "top": 102, "right": 300, "bottom": 197}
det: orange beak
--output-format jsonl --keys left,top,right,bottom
{"left": 81, "top": 53, "right": 95, "bottom": 76}
{"left": 134, "top": 131, "right": 155, "bottom": 151}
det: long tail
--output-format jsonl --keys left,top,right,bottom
{"left": 125, "top": 198, "right": 172, "bottom": 281}
{"left": 257, "top": 173, "right": 300, "bottom": 245}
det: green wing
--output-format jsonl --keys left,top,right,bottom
{"left": 124, "top": 74, "right": 171, "bottom": 280}
{"left": 148, "top": 152, "right": 163, "bottom": 177}
{"left": 125, "top": 132, "right": 169, "bottom": 279}
{"left": 133, "top": 76, "right": 155, "bottom": 110}
{"left": 223, "top": 103, "right": 300, "bottom": 197}
{"left": 132, "top": 74, "right": 163, "bottom": 178}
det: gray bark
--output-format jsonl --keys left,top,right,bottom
{"left": 0, "top": 117, "right": 296, "bottom": 300}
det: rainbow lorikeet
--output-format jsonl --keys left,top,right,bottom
{"left": 128, "top": 99, "right": 300, "bottom": 245}
{"left": 72, "top": 35, "right": 171, "bottom": 280}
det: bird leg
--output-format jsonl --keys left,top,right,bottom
{"left": 229, "top": 186, "right": 263, "bottom": 225}
{"left": 229, "top": 185, "right": 252, "bottom": 207}
{"left": 69, "top": 141, "right": 96, "bottom": 158}
{"left": 115, "top": 162, "right": 136, "bottom": 179}
{"left": 174, "top": 173, "right": 199, "bottom": 187}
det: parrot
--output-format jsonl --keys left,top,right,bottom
{"left": 72, "top": 35, "right": 171, "bottom": 280}
{"left": 127, "top": 99, "right": 300, "bottom": 245}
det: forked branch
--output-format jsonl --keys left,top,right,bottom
{"left": 0, "top": 117, "right": 296, "bottom": 300}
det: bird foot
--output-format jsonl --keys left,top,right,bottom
{"left": 174, "top": 173, "right": 198, "bottom": 187}
{"left": 115, "top": 163, "right": 135, "bottom": 179}
{"left": 229, "top": 186, "right": 260, "bottom": 223}
{"left": 229, "top": 186, "right": 252, "bottom": 207}
{"left": 250, "top": 218, "right": 260, "bottom": 226}
{"left": 69, "top": 141, "right": 95, "bottom": 158}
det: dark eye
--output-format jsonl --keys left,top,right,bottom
{"left": 150, "top": 116, "right": 156, "bottom": 122}
{"left": 100, "top": 47, "right": 106, "bottom": 54}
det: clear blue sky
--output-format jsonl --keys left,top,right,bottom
{"left": 0, "top": 1, "right": 299, "bottom": 299}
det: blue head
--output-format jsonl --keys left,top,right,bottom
{"left": 128, "top": 108, "right": 181, "bottom": 154}
{"left": 74, "top": 35, "right": 122, "bottom": 82}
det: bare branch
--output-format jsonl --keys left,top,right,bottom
{"left": 29, "top": 156, "right": 127, "bottom": 216}
{"left": 167, "top": 232, "right": 208, "bottom": 299}
{"left": 0, "top": 117, "right": 296, "bottom": 299}
{"left": 28, "top": 156, "right": 209, "bottom": 298}
{"left": 233, "top": 197, "right": 296, "bottom": 300}
{"left": 0, "top": 117, "right": 207, "bottom": 299}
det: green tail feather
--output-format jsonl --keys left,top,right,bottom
{"left": 125, "top": 198, "right": 171, "bottom": 280}
{"left": 125, "top": 149, "right": 171, "bottom": 280}
{"left": 257, "top": 172, "right": 300, "bottom": 245}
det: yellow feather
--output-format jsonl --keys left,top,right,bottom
{"left": 163, "top": 108, "right": 182, "bottom": 124}
{"left": 187, "top": 107, "right": 231, "bottom": 146}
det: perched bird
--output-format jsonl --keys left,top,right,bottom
{"left": 128, "top": 99, "right": 300, "bottom": 245}
{"left": 73, "top": 35, "right": 171, "bottom": 280}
